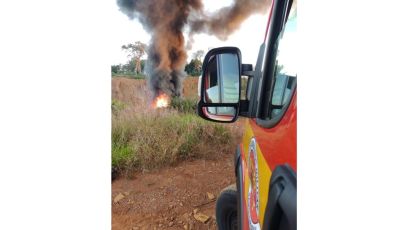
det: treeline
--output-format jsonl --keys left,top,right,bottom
{"left": 111, "top": 58, "right": 146, "bottom": 75}
{"left": 112, "top": 41, "right": 204, "bottom": 78}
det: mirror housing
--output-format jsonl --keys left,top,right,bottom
{"left": 197, "top": 47, "right": 242, "bottom": 123}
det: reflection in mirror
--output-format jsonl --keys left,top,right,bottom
{"left": 204, "top": 53, "right": 240, "bottom": 104}
{"left": 240, "top": 76, "right": 249, "bottom": 100}
{"left": 202, "top": 106, "right": 236, "bottom": 122}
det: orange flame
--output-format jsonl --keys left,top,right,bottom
{"left": 153, "top": 93, "right": 170, "bottom": 108}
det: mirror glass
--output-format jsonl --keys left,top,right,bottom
{"left": 202, "top": 106, "right": 236, "bottom": 122}
{"left": 204, "top": 53, "right": 240, "bottom": 104}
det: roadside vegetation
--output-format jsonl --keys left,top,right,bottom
{"left": 112, "top": 72, "right": 146, "bottom": 79}
{"left": 112, "top": 109, "right": 237, "bottom": 177}
{"left": 111, "top": 79, "right": 242, "bottom": 178}
{"left": 170, "top": 97, "right": 197, "bottom": 114}
{"left": 111, "top": 42, "right": 240, "bottom": 178}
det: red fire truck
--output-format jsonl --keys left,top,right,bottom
{"left": 197, "top": 0, "right": 296, "bottom": 229}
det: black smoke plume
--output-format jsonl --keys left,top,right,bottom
{"left": 117, "top": 0, "right": 271, "bottom": 99}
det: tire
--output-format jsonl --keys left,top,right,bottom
{"left": 216, "top": 186, "right": 238, "bottom": 230}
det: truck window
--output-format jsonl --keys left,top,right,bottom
{"left": 269, "top": 3, "right": 297, "bottom": 119}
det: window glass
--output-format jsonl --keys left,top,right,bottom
{"left": 276, "top": 8, "right": 297, "bottom": 77}
{"left": 204, "top": 53, "right": 239, "bottom": 115}
{"left": 205, "top": 56, "right": 219, "bottom": 103}
{"left": 219, "top": 53, "right": 240, "bottom": 103}
{"left": 205, "top": 54, "right": 239, "bottom": 104}
{"left": 269, "top": 2, "right": 297, "bottom": 119}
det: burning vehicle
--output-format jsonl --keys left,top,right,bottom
{"left": 197, "top": 0, "right": 297, "bottom": 229}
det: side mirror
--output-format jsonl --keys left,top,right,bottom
{"left": 197, "top": 47, "right": 242, "bottom": 123}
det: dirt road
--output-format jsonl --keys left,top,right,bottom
{"left": 112, "top": 153, "right": 235, "bottom": 229}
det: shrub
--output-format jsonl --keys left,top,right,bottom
{"left": 170, "top": 97, "right": 197, "bottom": 114}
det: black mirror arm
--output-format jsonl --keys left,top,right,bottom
{"left": 241, "top": 63, "right": 254, "bottom": 77}
{"left": 239, "top": 64, "right": 254, "bottom": 117}
{"left": 239, "top": 100, "right": 249, "bottom": 117}
{"left": 242, "top": 71, "right": 256, "bottom": 77}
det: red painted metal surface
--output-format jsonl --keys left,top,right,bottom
{"left": 250, "top": 92, "right": 297, "bottom": 172}
{"left": 238, "top": 92, "right": 296, "bottom": 229}
{"left": 238, "top": 1, "right": 298, "bottom": 228}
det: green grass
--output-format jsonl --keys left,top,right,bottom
{"left": 111, "top": 99, "right": 126, "bottom": 115}
{"left": 170, "top": 97, "right": 197, "bottom": 114}
{"left": 112, "top": 72, "right": 146, "bottom": 79}
{"left": 112, "top": 112, "right": 235, "bottom": 176}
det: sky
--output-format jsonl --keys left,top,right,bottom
{"left": 109, "top": 0, "right": 272, "bottom": 66}
{"left": 276, "top": 5, "right": 297, "bottom": 76}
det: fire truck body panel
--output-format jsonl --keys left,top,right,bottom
{"left": 238, "top": 92, "right": 296, "bottom": 229}
{"left": 238, "top": 1, "right": 297, "bottom": 228}
{"left": 197, "top": 0, "right": 296, "bottom": 229}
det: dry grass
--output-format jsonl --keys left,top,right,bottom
{"left": 112, "top": 109, "right": 240, "bottom": 176}
{"left": 181, "top": 77, "right": 199, "bottom": 100}
{"left": 111, "top": 77, "right": 242, "bottom": 177}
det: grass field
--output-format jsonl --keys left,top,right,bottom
{"left": 112, "top": 72, "right": 146, "bottom": 79}
{"left": 112, "top": 111, "right": 235, "bottom": 175}
{"left": 111, "top": 77, "right": 242, "bottom": 177}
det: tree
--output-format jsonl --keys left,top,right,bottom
{"left": 185, "top": 58, "right": 202, "bottom": 76}
{"left": 140, "top": 59, "right": 146, "bottom": 73}
{"left": 121, "top": 41, "right": 147, "bottom": 74}
{"left": 123, "top": 58, "right": 136, "bottom": 73}
{"left": 111, "top": 65, "right": 120, "bottom": 74}
{"left": 185, "top": 50, "right": 204, "bottom": 76}
{"left": 192, "top": 50, "right": 205, "bottom": 60}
